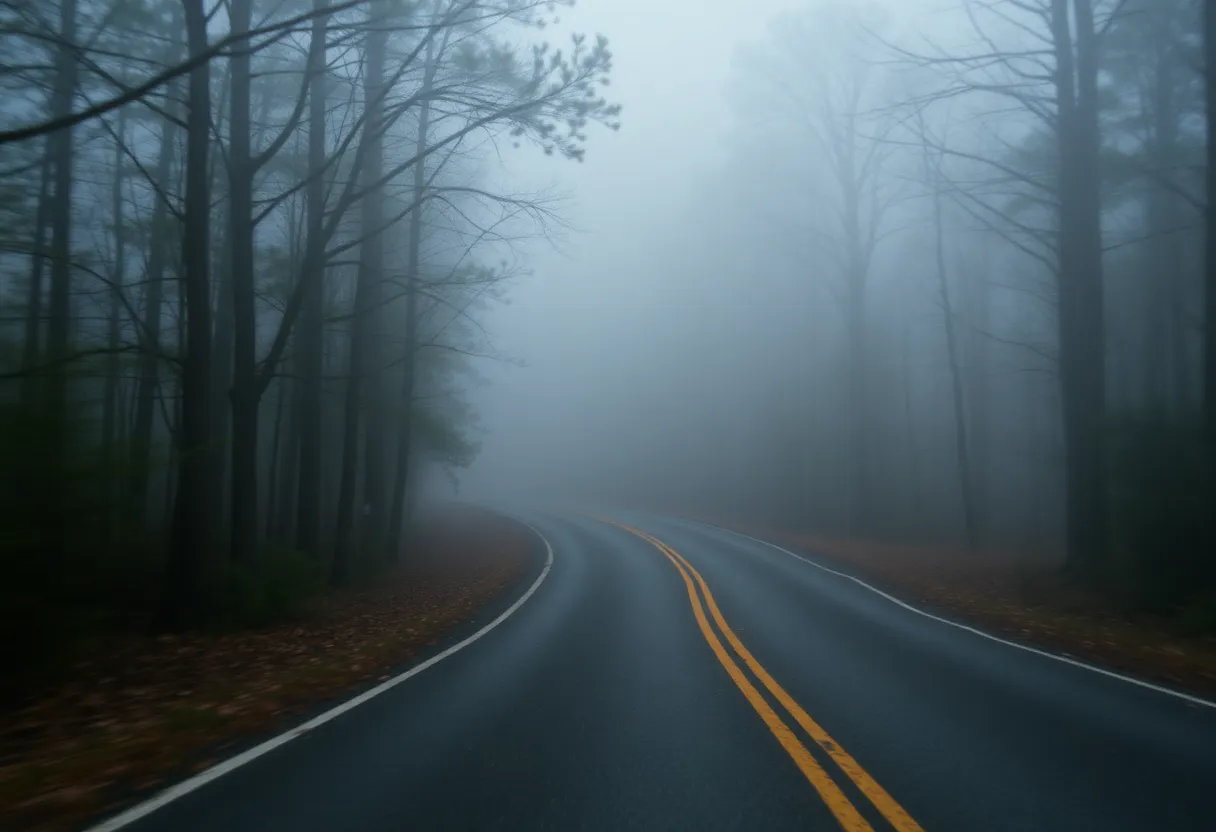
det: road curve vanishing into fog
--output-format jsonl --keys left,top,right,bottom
{"left": 94, "top": 509, "right": 1216, "bottom": 832}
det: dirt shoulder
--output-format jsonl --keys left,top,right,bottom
{"left": 702, "top": 519, "right": 1216, "bottom": 701}
{"left": 0, "top": 506, "right": 538, "bottom": 832}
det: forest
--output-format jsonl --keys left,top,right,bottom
{"left": 718, "top": 0, "right": 1216, "bottom": 606}
{"left": 0, "top": 0, "right": 618, "bottom": 656}
{"left": 471, "top": 0, "right": 1216, "bottom": 628}
{"left": 3, "top": 0, "right": 1216, "bottom": 661}
{"left": 5, "top": 0, "right": 1216, "bottom": 826}
{"left": 715, "top": 0, "right": 1216, "bottom": 614}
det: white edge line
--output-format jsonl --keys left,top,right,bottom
{"left": 85, "top": 519, "right": 555, "bottom": 832}
{"left": 682, "top": 518, "right": 1216, "bottom": 711}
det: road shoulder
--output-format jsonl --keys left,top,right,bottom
{"left": 682, "top": 517, "right": 1216, "bottom": 702}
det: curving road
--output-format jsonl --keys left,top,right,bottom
{"left": 95, "top": 509, "right": 1216, "bottom": 831}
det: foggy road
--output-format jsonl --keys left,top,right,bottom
{"left": 99, "top": 510, "right": 1216, "bottom": 832}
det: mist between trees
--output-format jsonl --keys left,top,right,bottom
{"left": 467, "top": 0, "right": 1216, "bottom": 623}
{"left": 4, "top": 0, "right": 1216, "bottom": 657}
{"left": 0, "top": 0, "right": 619, "bottom": 647}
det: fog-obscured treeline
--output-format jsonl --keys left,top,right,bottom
{"left": 0, "top": 0, "right": 618, "bottom": 640}
{"left": 507, "top": 0, "right": 1214, "bottom": 615}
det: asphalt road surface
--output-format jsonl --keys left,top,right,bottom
{"left": 95, "top": 509, "right": 1216, "bottom": 831}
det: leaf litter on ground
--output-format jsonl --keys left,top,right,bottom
{"left": 762, "top": 529, "right": 1216, "bottom": 699}
{"left": 0, "top": 506, "right": 535, "bottom": 832}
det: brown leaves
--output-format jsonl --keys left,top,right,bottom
{"left": 0, "top": 508, "right": 534, "bottom": 832}
{"left": 763, "top": 529, "right": 1216, "bottom": 700}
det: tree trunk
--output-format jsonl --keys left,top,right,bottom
{"left": 1206, "top": 0, "right": 1216, "bottom": 451}
{"left": 931, "top": 185, "right": 978, "bottom": 548}
{"left": 331, "top": 316, "right": 364, "bottom": 586}
{"left": 210, "top": 213, "right": 234, "bottom": 526}
{"left": 277, "top": 370, "right": 301, "bottom": 543}
{"left": 43, "top": 0, "right": 79, "bottom": 529}
{"left": 898, "top": 280, "right": 921, "bottom": 536}
{"left": 164, "top": 321, "right": 183, "bottom": 532}
{"left": 838, "top": 125, "right": 873, "bottom": 537}
{"left": 228, "top": 0, "right": 259, "bottom": 566}
{"left": 360, "top": 3, "right": 390, "bottom": 565}
{"left": 388, "top": 42, "right": 435, "bottom": 561}
{"left": 21, "top": 146, "right": 52, "bottom": 410}
{"left": 164, "top": 0, "right": 214, "bottom": 628}
{"left": 127, "top": 93, "right": 179, "bottom": 535}
{"left": 846, "top": 264, "right": 868, "bottom": 536}
{"left": 1148, "top": 5, "right": 1185, "bottom": 419}
{"left": 1054, "top": 0, "right": 1109, "bottom": 578}
{"left": 266, "top": 376, "right": 286, "bottom": 541}
{"left": 273, "top": 152, "right": 303, "bottom": 547}
{"left": 295, "top": 0, "right": 329, "bottom": 557}
{"left": 964, "top": 250, "right": 993, "bottom": 544}
{"left": 333, "top": 4, "right": 388, "bottom": 586}
{"left": 102, "top": 106, "right": 129, "bottom": 541}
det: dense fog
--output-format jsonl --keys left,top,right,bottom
{"left": 1, "top": 0, "right": 1212, "bottom": 624}
{"left": 467, "top": 0, "right": 1206, "bottom": 562}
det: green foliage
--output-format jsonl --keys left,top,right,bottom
{"left": 414, "top": 402, "right": 479, "bottom": 469}
{"left": 210, "top": 547, "right": 326, "bottom": 629}
{"left": 1107, "top": 415, "right": 1215, "bottom": 618}
{"left": 0, "top": 386, "right": 315, "bottom": 686}
{"left": 0, "top": 397, "right": 148, "bottom": 687}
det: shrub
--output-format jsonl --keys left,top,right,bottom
{"left": 1107, "top": 414, "right": 1215, "bottom": 617}
{"left": 210, "top": 547, "right": 326, "bottom": 629}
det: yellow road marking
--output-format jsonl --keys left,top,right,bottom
{"left": 601, "top": 519, "right": 873, "bottom": 831}
{"left": 609, "top": 519, "right": 925, "bottom": 832}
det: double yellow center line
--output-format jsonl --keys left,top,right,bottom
{"left": 606, "top": 519, "right": 922, "bottom": 832}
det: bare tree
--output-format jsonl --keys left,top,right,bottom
{"left": 917, "top": 111, "right": 978, "bottom": 548}
{"left": 891, "top": 0, "right": 1121, "bottom": 574}
{"left": 386, "top": 35, "right": 437, "bottom": 562}
{"left": 42, "top": 0, "right": 80, "bottom": 531}
{"left": 165, "top": 0, "right": 215, "bottom": 627}
{"left": 737, "top": 2, "right": 903, "bottom": 535}
{"left": 1206, "top": 0, "right": 1216, "bottom": 454}
{"left": 127, "top": 79, "right": 180, "bottom": 534}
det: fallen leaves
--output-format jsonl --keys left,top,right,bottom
{"left": 758, "top": 528, "right": 1216, "bottom": 700}
{"left": 0, "top": 507, "right": 535, "bottom": 832}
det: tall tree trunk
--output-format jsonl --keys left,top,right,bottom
{"left": 102, "top": 107, "right": 130, "bottom": 541}
{"left": 165, "top": 0, "right": 214, "bottom": 628}
{"left": 127, "top": 91, "right": 179, "bottom": 535}
{"left": 228, "top": 0, "right": 259, "bottom": 565}
{"left": 333, "top": 5, "right": 387, "bottom": 586}
{"left": 207, "top": 62, "right": 234, "bottom": 531}
{"left": 845, "top": 260, "right": 868, "bottom": 536}
{"left": 931, "top": 184, "right": 977, "bottom": 548}
{"left": 295, "top": 0, "right": 329, "bottom": 557}
{"left": 43, "top": 0, "right": 80, "bottom": 530}
{"left": 164, "top": 315, "right": 183, "bottom": 532}
{"left": 898, "top": 280, "right": 922, "bottom": 535}
{"left": 215, "top": 80, "right": 275, "bottom": 537}
{"left": 838, "top": 127, "right": 873, "bottom": 537}
{"left": 388, "top": 41, "right": 435, "bottom": 561}
{"left": 273, "top": 145, "right": 303, "bottom": 547}
{"left": 1148, "top": 5, "right": 1185, "bottom": 419}
{"left": 210, "top": 214, "right": 234, "bottom": 525}
{"left": 1206, "top": 0, "right": 1216, "bottom": 452}
{"left": 21, "top": 146, "right": 52, "bottom": 410}
{"left": 266, "top": 376, "right": 286, "bottom": 541}
{"left": 277, "top": 370, "right": 301, "bottom": 542}
{"left": 965, "top": 250, "right": 993, "bottom": 544}
{"left": 360, "top": 5, "right": 390, "bottom": 566}
{"left": 1054, "top": 0, "right": 1109, "bottom": 578}
{"left": 331, "top": 319, "right": 364, "bottom": 586}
